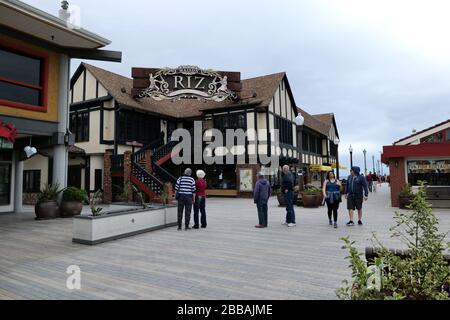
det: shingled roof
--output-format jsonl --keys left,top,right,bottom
{"left": 82, "top": 63, "right": 287, "bottom": 119}
{"left": 297, "top": 107, "right": 329, "bottom": 136}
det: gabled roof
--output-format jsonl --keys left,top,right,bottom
{"left": 313, "top": 113, "right": 340, "bottom": 139}
{"left": 394, "top": 119, "right": 450, "bottom": 145}
{"left": 75, "top": 64, "right": 295, "bottom": 119}
{"left": 297, "top": 107, "right": 329, "bottom": 136}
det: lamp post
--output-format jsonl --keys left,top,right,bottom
{"left": 372, "top": 155, "right": 376, "bottom": 173}
{"left": 377, "top": 160, "right": 381, "bottom": 175}
{"left": 295, "top": 114, "right": 305, "bottom": 189}
{"left": 334, "top": 137, "right": 340, "bottom": 179}
{"left": 380, "top": 151, "right": 384, "bottom": 176}
{"left": 363, "top": 149, "right": 367, "bottom": 175}
{"left": 349, "top": 145, "right": 353, "bottom": 169}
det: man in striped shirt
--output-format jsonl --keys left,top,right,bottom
{"left": 175, "top": 168, "right": 196, "bottom": 230}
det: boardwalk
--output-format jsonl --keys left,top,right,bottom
{"left": 0, "top": 185, "right": 449, "bottom": 300}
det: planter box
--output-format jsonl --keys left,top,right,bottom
{"left": 73, "top": 204, "right": 178, "bottom": 245}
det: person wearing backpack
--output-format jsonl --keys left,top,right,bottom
{"left": 253, "top": 172, "right": 272, "bottom": 228}
{"left": 345, "top": 166, "right": 369, "bottom": 226}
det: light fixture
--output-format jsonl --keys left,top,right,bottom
{"left": 295, "top": 114, "right": 305, "bottom": 126}
{"left": 334, "top": 137, "right": 340, "bottom": 145}
{"left": 24, "top": 136, "right": 37, "bottom": 158}
{"left": 349, "top": 145, "right": 353, "bottom": 153}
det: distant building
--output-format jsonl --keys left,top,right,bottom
{"left": 382, "top": 119, "right": 450, "bottom": 207}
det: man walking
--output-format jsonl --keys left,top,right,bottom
{"left": 345, "top": 166, "right": 369, "bottom": 226}
{"left": 281, "top": 165, "right": 296, "bottom": 227}
{"left": 175, "top": 168, "right": 196, "bottom": 230}
{"left": 254, "top": 172, "right": 271, "bottom": 228}
{"left": 366, "top": 171, "right": 373, "bottom": 192}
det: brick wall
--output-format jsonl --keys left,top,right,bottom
{"left": 123, "top": 151, "right": 133, "bottom": 202}
{"left": 103, "top": 151, "right": 112, "bottom": 204}
{"left": 388, "top": 157, "right": 406, "bottom": 207}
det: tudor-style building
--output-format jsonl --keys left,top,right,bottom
{"left": 66, "top": 63, "right": 340, "bottom": 201}
{"left": 0, "top": 0, "right": 121, "bottom": 213}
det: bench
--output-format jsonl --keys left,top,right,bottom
{"left": 426, "top": 186, "right": 450, "bottom": 208}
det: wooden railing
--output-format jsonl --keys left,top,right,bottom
{"left": 153, "top": 140, "right": 179, "bottom": 164}
{"left": 132, "top": 137, "right": 165, "bottom": 164}
{"left": 153, "top": 163, "right": 177, "bottom": 185}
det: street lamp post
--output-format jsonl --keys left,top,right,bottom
{"left": 334, "top": 137, "right": 340, "bottom": 179}
{"left": 349, "top": 145, "right": 353, "bottom": 169}
{"left": 363, "top": 149, "right": 367, "bottom": 175}
{"left": 372, "top": 155, "right": 376, "bottom": 173}
{"left": 295, "top": 114, "right": 305, "bottom": 189}
{"left": 380, "top": 151, "right": 384, "bottom": 176}
{"left": 377, "top": 160, "right": 381, "bottom": 175}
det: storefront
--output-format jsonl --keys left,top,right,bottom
{"left": 0, "top": 0, "right": 121, "bottom": 213}
{"left": 382, "top": 119, "right": 450, "bottom": 207}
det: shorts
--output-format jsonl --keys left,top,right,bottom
{"left": 347, "top": 194, "right": 364, "bottom": 211}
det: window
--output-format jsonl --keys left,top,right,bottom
{"left": 446, "top": 129, "right": 450, "bottom": 142}
{"left": 69, "top": 111, "right": 90, "bottom": 142}
{"left": 274, "top": 115, "right": 293, "bottom": 146}
{"left": 421, "top": 132, "right": 443, "bottom": 144}
{"left": 302, "top": 132, "right": 309, "bottom": 151}
{"left": 116, "top": 110, "right": 161, "bottom": 144}
{"left": 213, "top": 113, "right": 246, "bottom": 134}
{"left": 0, "top": 46, "right": 47, "bottom": 110}
{"left": 407, "top": 160, "right": 450, "bottom": 186}
{"left": 0, "top": 163, "right": 12, "bottom": 205}
{"left": 23, "top": 170, "right": 41, "bottom": 193}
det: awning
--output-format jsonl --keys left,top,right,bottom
{"left": 331, "top": 163, "right": 347, "bottom": 170}
{"left": 310, "top": 164, "right": 332, "bottom": 172}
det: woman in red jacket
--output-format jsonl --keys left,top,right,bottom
{"left": 193, "top": 170, "right": 208, "bottom": 229}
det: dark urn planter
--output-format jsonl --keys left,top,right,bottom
{"left": 302, "top": 193, "right": 319, "bottom": 208}
{"left": 35, "top": 200, "right": 60, "bottom": 220}
{"left": 399, "top": 196, "right": 413, "bottom": 209}
{"left": 60, "top": 201, "right": 83, "bottom": 218}
{"left": 277, "top": 193, "right": 286, "bottom": 207}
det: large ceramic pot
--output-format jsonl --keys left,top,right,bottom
{"left": 35, "top": 200, "right": 60, "bottom": 220}
{"left": 399, "top": 196, "right": 413, "bottom": 209}
{"left": 302, "top": 193, "right": 319, "bottom": 208}
{"left": 316, "top": 193, "right": 325, "bottom": 207}
{"left": 277, "top": 193, "right": 286, "bottom": 207}
{"left": 60, "top": 201, "right": 83, "bottom": 218}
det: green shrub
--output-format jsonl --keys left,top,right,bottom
{"left": 62, "top": 187, "right": 87, "bottom": 202}
{"left": 399, "top": 183, "right": 413, "bottom": 197}
{"left": 337, "top": 181, "right": 450, "bottom": 300}
{"left": 37, "top": 183, "right": 62, "bottom": 202}
{"left": 302, "top": 186, "right": 322, "bottom": 195}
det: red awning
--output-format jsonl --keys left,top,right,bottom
{"left": 382, "top": 144, "right": 450, "bottom": 163}
{"left": 0, "top": 120, "right": 17, "bottom": 143}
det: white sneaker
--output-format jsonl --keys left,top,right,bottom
{"left": 287, "top": 223, "right": 297, "bottom": 227}
{"left": 281, "top": 222, "right": 288, "bottom": 226}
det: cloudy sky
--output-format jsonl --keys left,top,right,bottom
{"left": 25, "top": 0, "right": 450, "bottom": 175}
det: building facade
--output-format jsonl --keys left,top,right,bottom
{"left": 65, "top": 63, "right": 340, "bottom": 201}
{"left": 382, "top": 119, "right": 450, "bottom": 207}
{"left": 0, "top": 0, "right": 120, "bottom": 213}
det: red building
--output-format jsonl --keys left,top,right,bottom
{"left": 382, "top": 119, "right": 450, "bottom": 207}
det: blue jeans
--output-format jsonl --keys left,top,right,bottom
{"left": 193, "top": 195, "right": 207, "bottom": 227}
{"left": 256, "top": 201, "right": 268, "bottom": 226}
{"left": 284, "top": 191, "right": 296, "bottom": 224}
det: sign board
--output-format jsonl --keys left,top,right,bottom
{"left": 407, "top": 160, "right": 450, "bottom": 171}
{"left": 0, "top": 137, "right": 13, "bottom": 150}
{"left": 132, "top": 65, "right": 241, "bottom": 102}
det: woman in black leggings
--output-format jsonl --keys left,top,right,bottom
{"left": 322, "top": 171, "right": 342, "bottom": 228}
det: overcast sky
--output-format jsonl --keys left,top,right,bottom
{"left": 24, "top": 0, "right": 450, "bottom": 175}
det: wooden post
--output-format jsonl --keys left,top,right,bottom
{"left": 144, "top": 149, "right": 153, "bottom": 173}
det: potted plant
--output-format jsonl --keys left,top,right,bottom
{"left": 60, "top": 187, "right": 87, "bottom": 218}
{"left": 398, "top": 183, "right": 414, "bottom": 209}
{"left": 274, "top": 187, "right": 286, "bottom": 207}
{"left": 35, "top": 183, "right": 62, "bottom": 220}
{"left": 301, "top": 186, "right": 322, "bottom": 208}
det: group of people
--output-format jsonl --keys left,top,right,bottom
{"left": 174, "top": 168, "right": 208, "bottom": 231}
{"left": 254, "top": 165, "right": 370, "bottom": 229}
{"left": 366, "top": 171, "right": 383, "bottom": 193}
{"left": 175, "top": 165, "right": 372, "bottom": 231}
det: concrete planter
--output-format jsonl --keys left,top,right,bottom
{"left": 73, "top": 204, "right": 178, "bottom": 245}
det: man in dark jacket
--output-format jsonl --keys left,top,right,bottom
{"left": 281, "top": 165, "right": 296, "bottom": 227}
{"left": 345, "top": 166, "right": 369, "bottom": 226}
{"left": 254, "top": 172, "right": 271, "bottom": 228}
